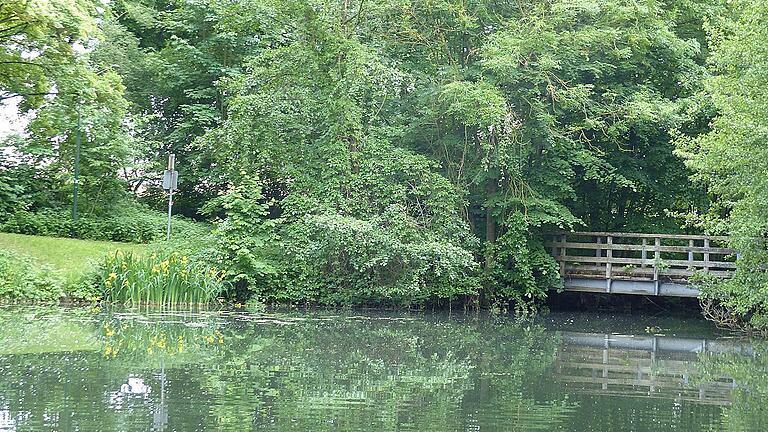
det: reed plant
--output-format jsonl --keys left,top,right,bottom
{"left": 96, "top": 251, "right": 227, "bottom": 306}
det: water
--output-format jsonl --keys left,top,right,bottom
{"left": 0, "top": 306, "right": 765, "bottom": 431}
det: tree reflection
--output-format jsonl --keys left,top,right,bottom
{"left": 0, "top": 307, "right": 576, "bottom": 431}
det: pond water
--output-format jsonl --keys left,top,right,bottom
{"left": 0, "top": 306, "right": 765, "bottom": 431}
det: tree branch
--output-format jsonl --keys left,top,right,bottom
{"left": 0, "top": 91, "right": 58, "bottom": 101}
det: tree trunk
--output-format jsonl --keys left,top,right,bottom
{"left": 481, "top": 178, "right": 497, "bottom": 308}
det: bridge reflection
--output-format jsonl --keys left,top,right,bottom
{"left": 553, "top": 332, "right": 753, "bottom": 406}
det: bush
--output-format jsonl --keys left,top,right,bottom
{"left": 485, "top": 213, "right": 562, "bottom": 310}
{"left": 200, "top": 174, "right": 280, "bottom": 300}
{"left": 1, "top": 207, "right": 209, "bottom": 243}
{"left": 92, "top": 250, "right": 228, "bottom": 306}
{"left": 281, "top": 211, "right": 479, "bottom": 306}
{"left": 0, "top": 250, "right": 65, "bottom": 303}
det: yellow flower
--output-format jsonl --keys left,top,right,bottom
{"left": 108, "top": 272, "right": 117, "bottom": 281}
{"left": 152, "top": 265, "right": 160, "bottom": 274}
{"left": 181, "top": 256, "right": 189, "bottom": 265}
{"left": 105, "top": 280, "right": 112, "bottom": 287}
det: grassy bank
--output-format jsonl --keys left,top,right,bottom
{"left": 0, "top": 233, "right": 147, "bottom": 279}
{"left": 0, "top": 233, "right": 225, "bottom": 306}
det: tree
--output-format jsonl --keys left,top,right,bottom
{"left": 678, "top": 0, "right": 768, "bottom": 329}
{"left": 0, "top": 0, "right": 95, "bottom": 108}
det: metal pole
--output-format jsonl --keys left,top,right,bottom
{"left": 166, "top": 154, "right": 175, "bottom": 241}
{"left": 71, "top": 109, "right": 81, "bottom": 238}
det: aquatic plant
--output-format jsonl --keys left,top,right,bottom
{"left": 95, "top": 251, "right": 227, "bottom": 306}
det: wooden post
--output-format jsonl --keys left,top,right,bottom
{"left": 596, "top": 236, "right": 602, "bottom": 258}
{"left": 704, "top": 238, "right": 710, "bottom": 271}
{"left": 688, "top": 239, "right": 694, "bottom": 265}
{"left": 653, "top": 237, "right": 660, "bottom": 295}
{"left": 606, "top": 236, "right": 613, "bottom": 293}
{"left": 641, "top": 238, "right": 647, "bottom": 268}
{"left": 560, "top": 234, "right": 566, "bottom": 277}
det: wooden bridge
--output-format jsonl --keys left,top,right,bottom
{"left": 548, "top": 232, "right": 737, "bottom": 297}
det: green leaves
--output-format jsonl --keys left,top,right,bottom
{"left": 203, "top": 173, "right": 280, "bottom": 298}
{"left": 438, "top": 81, "right": 507, "bottom": 128}
{"left": 4, "top": 0, "right": 745, "bottom": 310}
{"left": 0, "top": 250, "right": 65, "bottom": 303}
{"left": 680, "top": 0, "right": 768, "bottom": 329}
{"left": 0, "top": 0, "right": 96, "bottom": 108}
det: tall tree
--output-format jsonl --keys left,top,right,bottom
{"left": 679, "top": 0, "right": 768, "bottom": 329}
{"left": 0, "top": 0, "right": 95, "bottom": 108}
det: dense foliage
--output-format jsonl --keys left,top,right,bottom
{"left": 677, "top": 0, "right": 768, "bottom": 329}
{"left": 1, "top": 0, "right": 767, "bottom": 316}
{"left": 0, "top": 250, "right": 64, "bottom": 303}
{"left": 1, "top": 207, "right": 207, "bottom": 243}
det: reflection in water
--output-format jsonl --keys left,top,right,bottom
{"left": 0, "top": 306, "right": 764, "bottom": 431}
{"left": 555, "top": 333, "right": 747, "bottom": 406}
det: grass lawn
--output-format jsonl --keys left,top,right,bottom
{"left": 0, "top": 233, "right": 147, "bottom": 279}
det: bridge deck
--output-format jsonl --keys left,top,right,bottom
{"left": 548, "top": 232, "right": 736, "bottom": 297}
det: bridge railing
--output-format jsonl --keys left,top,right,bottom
{"left": 547, "top": 231, "right": 737, "bottom": 283}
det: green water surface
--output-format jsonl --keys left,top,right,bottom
{"left": 0, "top": 306, "right": 765, "bottom": 431}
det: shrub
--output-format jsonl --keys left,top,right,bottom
{"left": 485, "top": 214, "right": 562, "bottom": 310}
{"left": 201, "top": 174, "right": 280, "bottom": 300}
{"left": 281, "top": 211, "right": 479, "bottom": 306}
{"left": 0, "top": 250, "right": 65, "bottom": 303}
{"left": 1, "top": 207, "right": 209, "bottom": 243}
{"left": 93, "top": 251, "right": 228, "bottom": 306}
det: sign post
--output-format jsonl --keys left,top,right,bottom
{"left": 71, "top": 109, "right": 81, "bottom": 238}
{"left": 162, "top": 154, "right": 178, "bottom": 241}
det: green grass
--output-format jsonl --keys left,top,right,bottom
{"left": 0, "top": 233, "right": 147, "bottom": 279}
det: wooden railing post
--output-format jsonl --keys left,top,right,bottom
{"left": 653, "top": 237, "right": 661, "bottom": 295}
{"left": 560, "top": 234, "right": 566, "bottom": 277}
{"left": 596, "top": 236, "right": 602, "bottom": 258}
{"left": 606, "top": 236, "right": 613, "bottom": 293}
{"left": 641, "top": 238, "right": 647, "bottom": 268}
{"left": 704, "top": 238, "right": 710, "bottom": 271}
{"left": 688, "top": 239, "right": 694, "bottom": 266}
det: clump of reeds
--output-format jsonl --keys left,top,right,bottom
{"left": 96, "top": 251, "right": 226, "bottom": 306}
